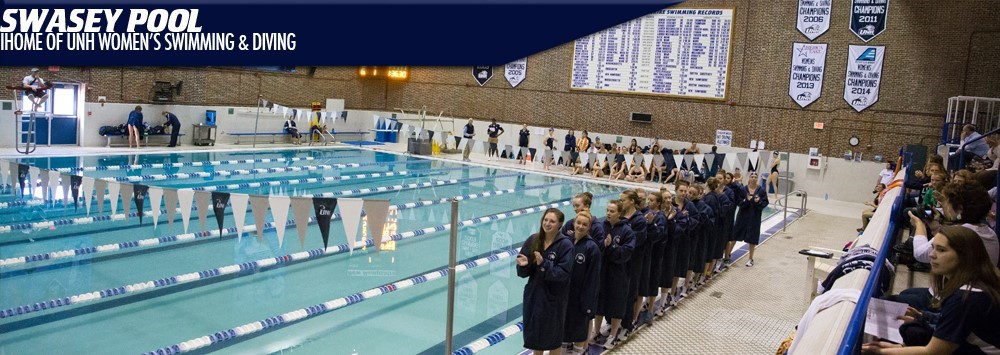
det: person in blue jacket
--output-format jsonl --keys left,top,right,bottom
{"left": 724, "top": 170, "right": 746, "bottom": 264}
{"left": 517, "top": 208, "right": 576, "bottom": 355}
{"left": 655, "top": 189, "right": 681, "bottom": 316}
{"left": 701, "top": 179, "right": 729, "bottom": 284}
{"left": 619, "top": 190, "right": 648, "bottom": 338}
{"left": 591, "top": 199, "right": 635, "bottom": 350}
{"left": 126, "top": 106, "right": 143, "bottom": 149}
{"left": 708, "top": 175, "right": 735, "bottom": 275}
{"left": 715, "top": 171, "right": 737, "bottom": 270}
{"left": 672, "top": 180, "right": 699, "bottom": 299}
{"left": 641, "top": 189, "right": 668, "bottom": 323}
{"left": 735, "top": 171, "right": 769, "bottom": 267}
{"left": 562, "top": 192, "right": 605, "bottom": 239}
{"left": 562, "top": 210, "right": 602, "bottom": 355}
{"left": 688, "top": 184, "right": 715, "bottom": 290}
{"left": 161, "top": 111, "right": 182, "bottom": 147}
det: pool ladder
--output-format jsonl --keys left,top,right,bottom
{"left": 6, "top": 86, "right": 37, "bottom": 155}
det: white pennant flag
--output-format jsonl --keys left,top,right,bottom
{"left": 624, "top": 155, "right": 633, "bottom": 169}
{"left": 673, "top": 154, "right": 684, "bottom": 171}
{"left": 108, "top": 181, "right": 120, "bottom": 216}
{"left": 373, "top": 115, "right": 380, "bottom": 129}
{"left": 279, "top": 105, "right": 287, "bottom": 117}
{"left": 694, "top": 154, "right": 705, "bottom": 170}
{"left": 320, "top": 112, "right": 327, "bottom": 122}
{"left": 682, "top": 155, "right": 694, "bottom": 169}
{"left": 269, "top": 195, "right": 291, "bottom": 247}
{"left": 339, "top": 198, "right": 365, "bottom": 254}
{"left": 48, "top": 170, "right": 60, "bottom": 203}
{"left": 230, "top": 194, "right": 250, "bottom": 241}
{"left": 177, "top": 189, "right": 195, "bottom": 233}
{"left": 81, "top": 177, "right": 95, "bottom": 215}
{"left": 706, "top": 153, "right": 716, "bottom": 169}
{"left": 580, "top": 152, "right": 591, "bottom": 166}
{"left": 457, "top": 137, "right": 468, "bottom": 151}
{"left": 561, "top": 150, "right": 570, "bottom": 165}
{"left": 653, "top": 154, "right": 664, "bottom": 166}
{"left": 149, "top": 187, "right": 163, "bottom": 229}
{"left": 29, "top": 167, "right": 39, "bottom": 197}
{"left": 164, "top": 188, "right": 178, "bottom": 230}
{"left": 119, "top": 183, "right": 133, "bottom": 221}
{"left": 598, "top": 153, "right": 607, "bottom": 164}
{"left": 0, "top": 159, "right": 8, "bottom": 190}
{"left": 249, "top": 196, "right": 269, "bottom": 242}
{"left": 60, "top": 173, "right": 72, "bottom": 205}
{"left": 760, "top": 151, "right": 773, "bottom": 172}
{"left": 726, "top": 153, "right": 737, "bottom": 171}
{"left": 38, "top": 169, "right": 49, "bottom": 200}
{"left": 748, "top": 151, "right": 761, "bottom": 172}
{"left": 363, "top": 200, "right": 392, "bottom": 252}
{"left": 642, "top": 154, "right": 653, "bottom": 167}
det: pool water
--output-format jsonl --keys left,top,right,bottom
{"left": 0, "top": 148, "right": 625, "bottom": 354}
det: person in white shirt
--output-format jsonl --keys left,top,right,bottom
{"left": 877, "top": 162, "right": 895, "bottom": 187}
{"left": 21, "top": 68, "right": 49, "bottom": 110}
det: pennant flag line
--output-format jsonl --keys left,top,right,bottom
{"left": 312, "top": 197, "right": 338, "bottom": 248}
{"left": 177, "top": 189, "right": 194, "bottom": 233}
{"left": 269, "top": 195, "right": 291, "bottom": 247}
{"left": 131, "top": 184, "right": 147, "bottom": 224}
{"left": 149, "top": 187, "right": 163, "bottom": 229}
{"left": 290, "top": 197, "right": 313, "bottom": 249}
{"left": 249, "top": 195, "right": 269, "bottom": 242}
{"left": 339, "top": 198, "right": 364, "bottom": 254}
{"left": 195, "top": 190, "right": 211, "bottom": 233}
{"left": 230, "top": 194, "right": 250, "bottom": 241}
{"left": 211, "top": 192, "right": 231, "bottom": 237}
{"left": 363, "top": 199, "right": 391, "bottom": 252}
{"left": 108, "top": 181, "right": 120, "bottom": 216}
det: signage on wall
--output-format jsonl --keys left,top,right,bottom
{"left": 844, "top": 45, "right": 885, "bottom": 112}
{"left": 797, "top": 0, "right": 832, "bottom": 40}
{"left": 504, "top": 58, "right": 527, "bottom": 87}
{"left": 850, "top": 0, "right": 889, "bottom": 42}
{"left": 788, "top": 42, "right": 828, "bottom": 108}
{"left": 473, "top": 66, "right": 494, "bottom": 86}
{"left": 715, "top": 130, "right": 733, "bottom": 147}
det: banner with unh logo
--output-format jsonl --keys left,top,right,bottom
{"left": 789, "top": 42, "right": 828, "bottom": 108}
{"left": 850, "top": 0, "right": 889, "bottom": 42}
{"left": 797, "top": 0, "right": 832, "bottom": 40}
{"left": 844, "top": 45, "right": 885, "bottom": 112}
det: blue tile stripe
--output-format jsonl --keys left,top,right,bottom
{"left": 0, "top": 174, "right": 538, "bottom": 267}
{"left": 0, "top": 171, "right": 518, "bottom": 236}
{"left": 452, "top": 322, "right": 525, "bottom": 355}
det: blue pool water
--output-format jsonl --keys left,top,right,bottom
{"left": 0, "top": 148, "right": 627, "bottom": 354}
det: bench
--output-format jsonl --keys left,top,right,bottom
{"left": 226, "top": 132, "right": 302, "bottom": 144}
{"left": 103, "top": 133, "right": 186, "bottom": 147}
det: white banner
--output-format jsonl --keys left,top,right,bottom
{"left": 107, "top": 181, "right": 120, "bottom": 216}
{"left": 230, "top": 194, "right": 250, "bottom": 241}
{"left": 796, "top": 0, "right": 832, "bottom": 40}
{"left": 339, "top": 198, "right": 365, "bottom": 254}
{"left": 789, "top": 42, "right": 828, "bottom": 108}
{"left": 269, "top": 195, "right": 291, "bottom": 247}
{"left": 177, "top": 189, "right": 194, "bottom": 233}
{"left": 504, "top": 58, "right": 527, "bottom": 87}
{"left": 149, "top": 187, "right": 163, "bottom": 229}
{"left": 715, "top": 129, "right": 733, "bottom": 147}
{"left": 844, "top": 45, "right": 884, "bottom": 112}
{"left": 81, "top": 177, "right": 94, "bottom": 215}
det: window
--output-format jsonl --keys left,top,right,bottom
{"left": 21, "top": 93, "right": 46, "bottom": 112}
{"left": 52, "top": 86, "right": 76, "bottom": 115}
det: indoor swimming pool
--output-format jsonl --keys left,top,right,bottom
{"left": 0, "top": 147, "right": 783, "bottom": 355}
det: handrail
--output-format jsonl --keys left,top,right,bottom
{"left": 836, "top": 152, "right": 911, "bottom": 355}
{"left": 782, "top": 189, "right": 808, "bottom": 232}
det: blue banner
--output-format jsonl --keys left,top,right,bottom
{"left": 0, "top": 1, "right": 685, "bottom": 65}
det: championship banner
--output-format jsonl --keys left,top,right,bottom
{"left": 473, "top": 66, "right": 493, "bottom": 86}
{"left": 850, "top": 0, "right": 889, "bottom": 42}
{"left": 789, "top": 42, "right": 828, "bottom": 108}
{"left": 797, "top": 0, "right": 832, "bottom": 40}
{"left": 504, "top": 58, "right": 527, "bottom": 87}
{"left": 844, "top": 45, "right": 885, "bottom": 112}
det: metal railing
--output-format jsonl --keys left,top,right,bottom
{"left": 782, "top": 189, "right": 808, "bottom": 232}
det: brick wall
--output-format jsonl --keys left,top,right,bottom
{"left": 2, "top": 0, "right": 998, "bottom": 158}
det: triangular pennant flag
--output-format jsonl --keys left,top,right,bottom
{"left": 580, "top": 152, "right": 591, "bottom": 166}
{"left": 653, "top": 154, "right": 664, "bottom": 165}
{"left": 177, "top": 189, "right": 193, "bottom": 233}
{"left": 561, "top": 150, "right": 570, "bottom": 165}
{"left": 481, "top": 140, "right": 491, "bottom": 154}
{"left": 132, "top": 184, "right": 148, "bottom": 224}
{"left": 643, "top": 154, "right": 653, "bottom": 167}
{"left": 211, "top": 192, "right": 231, "bottom": 237}
{"left": 250, "top": 195, "right": 269, "bottom": 242}
{"left": 269, "top": 195, "right": 291, "bottom": 247}
{"left": 108, "top": 181, "right": 121, "bottom": 216}
{"left": 119, "top": 183, "right": 134, "bottom": 221}
{"left": 736, "top": 152, "right": 750, "bottom": 172}
{"left": 682, "top": 154, "right": 694, "bottom": 169}
{"left": 372, "top": 115, "right": 380, "bottom": 129}
{"left": 520, "top": 147, "right": 529, "bottom": 159}
{"left": 149, "top": 187, "right": 163, "bottom": 229}
{"left": 38, "top": 169, "right": 50, "bottom": 201}
{"left": 0, "top": 160, "right": 8, "bottom": 192}
{"left": 748, "top": 151, "right": 761, "bottom": 172}
{"left": 48, "top": 170, "right": 60, "bottom": 203}
{"left": 230, "top": 194, "right": 249, "bottom": 241}
{"left": 15, "top": 163, "right": 26, "bottom": 197}
{"left": 195, "top": 190, "right": 211, "bottom": 233}
{"left": 598, "top": 153, "right": 607, "bottom": 164}
{"left": 457, "top": 137, "right": 468, "bottom": 151}
{"left": 725, "top": 153, "right": 737, "bottom": 171}
{"left": 673, "top": 154, "right": 684, "bottom": 171}
{"left": 694, "top": 154, "right": 706, "bottom": 170}
{"left": 290, "top": 197, "right": 313, "bottom": 249}
{"left": 70, "top": 175, "right": 82, "bottom": 211}
{"left": 339, "top": 198, "right": 365, "bottom": 254}
{"left": 163, "top": 188, "right": 178, "bottom": 230}
{"left": 94, "top": 179, "right": 107, "bottom": 215}
{"left": 363, "top": 199, "right": 391, "bottom": 252}
{"left": 312, "top": 197, "right": 338, "bottom": 248}
{"left": 468, "top": 139, "right": 478, "bottom": 153}
{"left": 706, "top": 153, "right": 716, "bottom": 169}
{"left": 504, "top": 144, "right": 514, "bottom": 159}
{"left": 28, "top": 166, "right": 39, "bottom": 198}
{"left": 761, "top": 150, "right": 773, "bottom": 171}
{"left": 624, "top": 155, "right": 633, "bottom": 169}
{"left": 60, "top": 173, "right": 72, "bottom": 206}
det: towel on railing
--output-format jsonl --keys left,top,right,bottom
{"left": 788, "top": 288, "right": 862, "bottom": 355}
{"left": 819, "top": 245, "right": 895, "bottom": 296}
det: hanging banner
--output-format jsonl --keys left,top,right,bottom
{"left": 81, "top": 177, "right": 94, "bottom": 215}
{"left": 163, "top": 188, "right": 178, "bottom": 230}
{"left": 230, "top": 194, "right": 250, "bottom": 241}
{"left": 312, "top": 197, "right": 339, "bottom": 249}
{"left": 108, "top": 181, "right": 121, "bottom": 216}
{"left": 473, "top": 66, "right": 493, "bottom": 86}
{"left": 364, "top": 199, "right": 392, "bottom": 252}
{"left": 149, "top": 187, "right": 163, "bottom": 229}
{"left": 269, "top": 195, "right": 291, "bottom": 247}
{"left": 196, "top": 191, "right": 212, "bottom": 233}
{"left": 844, "top": 45, "right": 885, "bottom": 112}
{"left": 70, "top": 175, "right": 82, "bottom": 210}
{"left": 339, "top": 198, "right": 365, "bottom": 254}
{"left": 211, "top": 192, "right": 231, "bottom": 237}
{"left": 290, "top": 197, "right": 313, "bottom": 249}
{"left": 132, "top": 184, "right": 148, "bottom": 224}
{"left": 789, "top": 42, "right": 828, "bottom": 108}
{"left": 504, "top": 58, "right": 527, "bottom": 87}
{"left": 797, "top": 0, "right": 832, "bottom": 40}
{"left": 250, "top": 195, "right": 270, "bottom": 242}
{"left": 177, "top": 189, "right": 194, "bottom": 233}
{"left": 94, "top": 179, "right": 107, "bottom": 215}
{"left": 850, "top": 0, "right": 889, "bottom": 42}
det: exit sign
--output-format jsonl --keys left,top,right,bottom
{"left": 813, "top": 122, "right": 825, "bottom": 129}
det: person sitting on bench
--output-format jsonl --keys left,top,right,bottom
{"left": 284, "top": 115, "right": 301, "bottom": 145}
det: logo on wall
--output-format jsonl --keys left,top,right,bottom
{"left": 473, "top": 66, "right": 493, "bottom": 86}
{"left": 504, "top": 58, "right": 527, "bottom": 87}
{"left": 844, "top": 45, "right": 885, "bottom": 112}
{"left": 850, "top": 0, "right": 889, "bottom": 42}
{"left": 796, "top": 0, "right": 832, "bottom": 40}
{"left": 789, "top": 42, "right": 828, "bottom": 108}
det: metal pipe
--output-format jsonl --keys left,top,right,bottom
{"left": 252, "top": 95, "right": 262, "bottom": 148}
{"left": 783, "top": 151, "right": 789, "bottom": 232}
{"left": 445, "top": 198, "right": 458, "bottom": 355}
